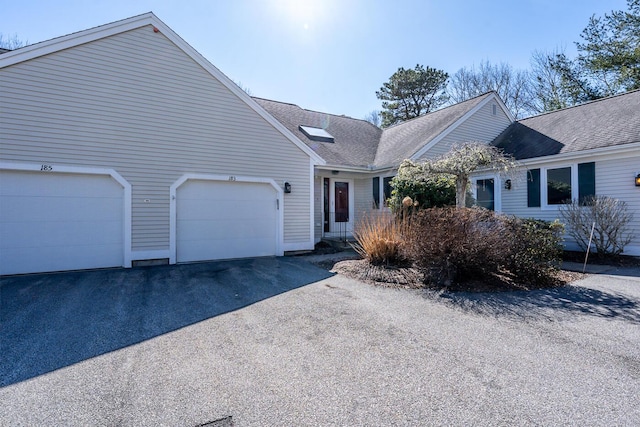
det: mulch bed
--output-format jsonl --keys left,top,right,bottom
{"left": 326, "top": 259, "right": 590, "bottom": 293}
{"left": 304, "top": 246, "right": 640, "bottom": 292}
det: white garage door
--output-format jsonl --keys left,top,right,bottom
{"left": 176, "top": 180, "right": 278, "bottom": 262}
{"left": 0, "top": 170, "right": 125, "bottom": 275}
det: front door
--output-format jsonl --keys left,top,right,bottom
{"left": 325, "top": 179, "right": 354, "bottom": 237}
{"left": 335, "top": 181, "right": 349, "bottom": 223}
{"left": 476, "top": 178, "right": 495, "bottom": 210}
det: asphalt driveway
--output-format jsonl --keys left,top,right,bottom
{"left": 1, "top": 257, "right": 639, "bottom": 426}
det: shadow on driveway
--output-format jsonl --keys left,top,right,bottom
{"left": 0, "top": 257, "right": 332, "bottom": 387}
{"left": 437, "top": 282, "right": 640, "bottom": 323}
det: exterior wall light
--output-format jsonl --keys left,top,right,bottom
{"left": 284, "top": 182, "right": 292, "bottom": 193}
{"left": 504, "top": 179, "right": 512, "bottom": 190}
{"left": 635, "top": 173, "right": 640, "bottom": 187}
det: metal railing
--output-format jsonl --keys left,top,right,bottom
{"left": 323, "top": 211, "right": 352, "bottom": 242}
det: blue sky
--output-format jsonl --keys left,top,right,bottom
{"left": 1, "top": 0, "right": 629, "bottom": 119}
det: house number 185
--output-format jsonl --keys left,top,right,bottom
{"left": 40, "top": 164, "right": 53, "bottom": 171}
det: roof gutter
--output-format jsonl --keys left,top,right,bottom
{"left": 515, "top": 141, "right": 640, "bottom": 166}
{"left": 316, "top": 164, "right": 396, "bottom": 174}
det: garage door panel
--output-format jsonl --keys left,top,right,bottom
{"left": 2, "top": 243, "right": 123, "bottom": 275}
{"left": 0, "top": 172, "right": 123, "bottom": 197}
{"left": 177, "top": 218, "right": 276, "bottom": 241}
{"left": 178, "top": 237, "right": 276, "bottom": 262}
{"left": 179, "top": 181, "right": 274, "bottom": 201}
{"left": 176, "top": 180, "right": 278, "bottom": 263}
{"left": 2, "top": 219, "right": 123, "bottom": 248}
{"left": 178, "top": 200, "right": 277, "bottom": 222}
{"left": 1, "top": 195, "right": 122, "bottom": 222}
{"left": 0, "top": 170, "right": 125, "bottom": 275}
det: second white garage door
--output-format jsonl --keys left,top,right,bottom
{"left": 176, "top": 179, "right": 278, "bottom": 262}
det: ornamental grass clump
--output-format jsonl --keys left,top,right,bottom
{"left": 352, "top": 211, "right": 411, "bottom": 266}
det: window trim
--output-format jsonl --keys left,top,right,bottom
{"left": 541, "top": 163, "right": 579, "bottom": 210}
{"left": 473, "top": 174, "right": 501, "bottom": 212}
{"left": 373, "top": 174, "right": 395, "bottom": 210}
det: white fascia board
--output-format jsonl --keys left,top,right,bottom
{"left": 410, "top": 92, "right": 513, "bottom": 161}
{"left": 0, "top": 12, "right": 325, "bottom": 166}
{"left": 316, "top": 164, "right": 397, "bottom": 174}
{"left": 316, "top": 164, "right": 372, "bottom": 173}
{"left": 516, "top": 142, "right": 640, "bottom": 166}
{"left": 492, "top": 92, "right": 515, "bottom": 123}
{"left": 0, "top": 12, "right": 157, "bottom": 68}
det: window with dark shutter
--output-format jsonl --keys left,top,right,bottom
{"left": 578, "top": 162, "right": 596, "bottom": 201}
{"left": 383, "top": 176, "right": 394, "bottom": 206}
{"left": 372, "top": 177, "right": 380, "bottom": 209}
{"left": 547, "top": 166, "right": 572, "bottom": 204}
{"left": 527, "top": 169, "right": 541, "bottom": 207}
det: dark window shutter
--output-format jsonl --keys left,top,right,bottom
{"left": 527, "top": 169, "right": 541, "bottom": 207}
{"left": 578, "top": 162, "right": 596, "bottom": 201}
{"left": 372, "top": 177, "right": 380, "bottom": 209}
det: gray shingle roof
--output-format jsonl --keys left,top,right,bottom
{"left": 493, "top": 89, "right": 640, "bottom": 160}
{"left": 254, "top": 97, "right": 382, "bottom": 168}
{"left": 374, "top": 92, "right": 494, "bottom": 167}
{"left": 255, "top": 92, "right": 495, "bottom": 169}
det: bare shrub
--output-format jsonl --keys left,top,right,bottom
{"left": 352, "top": 211, "right": 411, "bottom": 266}
{"left": 559, "top": 196, "right": 634, "bottom": 257}
{"left": 405, "top": 207, "right": 508, "bottom": 285}
{"left": 404, "top": 208, "right": 564, "bottom": 288}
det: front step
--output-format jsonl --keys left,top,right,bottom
{"left": 321, "top": 237, "right": 356, "bottom": 250}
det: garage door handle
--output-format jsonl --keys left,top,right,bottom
{"left": 276, "top": 199, "right": 279, "bottom": 210}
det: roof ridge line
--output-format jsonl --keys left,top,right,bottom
{"left": 382, "top": 91, "right": 495, "bottom": 130}
{"left": 253, "top": 96, "right": 377, "bottom": 125}
{"left": 519, "top": 88, "right": 640, "bottom": 122}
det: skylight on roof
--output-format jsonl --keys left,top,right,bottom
{"left": 299, "top": 125, "right": 334, "bottom": 143}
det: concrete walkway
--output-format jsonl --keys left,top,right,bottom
{"left": 562, "top": 260, "right": 640, "bottom": 276}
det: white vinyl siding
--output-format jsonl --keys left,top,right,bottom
{"left": 416, "top": 101, "right": 512, "bottom": 160}
{"left": 500, "top": 152, "right": 640, "bottom": 256}
{"left": 354, "top": 177, "right": 374, "bottom": 224}
{"left": 0, "top": 26, "right": 312, "bottom": 254}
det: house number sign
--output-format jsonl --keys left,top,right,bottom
{"left": 40, "top": 164, "right": 53, "bottom": 171}
{"left": 228, "top": 176, "right": 236, "bottom": 181}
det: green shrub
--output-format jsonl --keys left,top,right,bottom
{"left": 388, "top": 161, "right": 457, "bottom": 212}
{"left": 505, "top": 218, "right": 564, "bottom": 283}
